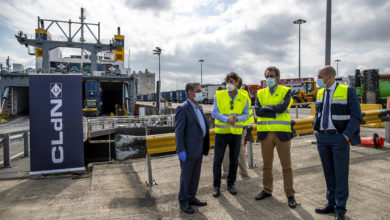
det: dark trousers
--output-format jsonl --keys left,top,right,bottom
{"left": 179, "top": 157, "right": 203, "bottom": 206}
{"left": 213, "top": 133, "right": 242, "bottom": 187}
{"left": 317, "top": 132, "right": 350, "bottom": 215}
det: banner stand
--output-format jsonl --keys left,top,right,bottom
{"left": 29, "top": 74, "right": 85, "bottom": 175}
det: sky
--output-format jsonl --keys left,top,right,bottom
{"left": 0, "top": 0, "right": 389, "bottom": 91}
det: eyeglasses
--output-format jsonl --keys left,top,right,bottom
{"left": 230, "top": 100, "right": 234, "bottom": 110}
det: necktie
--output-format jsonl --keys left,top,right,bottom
{"left": 322, "top": 89, "right": 331, "bottom": 130}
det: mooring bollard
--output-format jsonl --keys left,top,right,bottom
{"left": 23, "top": 130, "right": 29, "bottom": 157}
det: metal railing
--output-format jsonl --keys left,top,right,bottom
{"left": 86, "top": 115, "right": 175, "bottom": 133}
{"left": 290, "top": 102, "right": 315, "bottom": 119}
{"left": 1, "top": 130, "right": 29, "bottom": 168}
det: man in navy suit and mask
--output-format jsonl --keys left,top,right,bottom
{"left": 175, "top": 82, "right": 210, "bottom": 214}
{"left": 314, "top": 66, "right": 362, "bottom": 220}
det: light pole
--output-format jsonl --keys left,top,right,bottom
{"left": 293, "top": 19, "right": 307, "bottom": 79}
{"left": 198, "top": 59, "right": 204, "bottom": 86}
{"left": 153, "top": 47, "right": 161, "bottom": 115}
{"left": 325, "top": 0, "right": 332, "bottom": 65}
{"left": 335, "top": 59, "right": 341, "bottom": 77}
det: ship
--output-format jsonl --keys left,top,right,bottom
{"left": 0, "top": 8, "right": 137, "bottom": 119}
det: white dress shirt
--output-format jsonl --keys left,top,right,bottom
{"left": 320, "top": 82, "right": 337, "bottom": 131}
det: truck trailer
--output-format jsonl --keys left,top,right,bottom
{"left": 83, "top": 80, "right": 103, "bottom": 117}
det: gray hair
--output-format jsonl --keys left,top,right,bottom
{"left": 264, "top": 66, "right": 280, "bottom": 77}
{"left": 185, "top": 82, "right": 200, "bottom": 94}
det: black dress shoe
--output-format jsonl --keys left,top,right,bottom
{"left": 335, "top": 214, "right": 345, "bottom": 220}
{"left": 255, "top": 190, "right": 272, "bottom": 200}
{"left": 180, "top": 205, "right": 195, "bottom": 214}
{"left": 213, "top": 187, "right": 220, "bottom": 197}
{"left": 227, "top": 185, "right": 238, "bottom": 195}
{"left": 315, "top": 204, "right": 335, "bottom": 214}
{"left": 189, "top": 198, "right": 207, "bottom": 206}
{"left": 288, "top": 196, "right": 297, "bottom": 208}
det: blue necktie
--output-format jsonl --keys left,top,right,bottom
{"left": 322, "top": 90, "right": 331, "bottom": 130}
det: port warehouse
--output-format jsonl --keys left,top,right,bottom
{"left": 0, "top": 72, "right": 136, "bottom": 117}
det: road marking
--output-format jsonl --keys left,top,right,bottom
{"left": 0, "top": 151, "right": 25, "bottom": 166}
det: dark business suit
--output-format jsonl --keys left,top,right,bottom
{"left": 175, "top": 100, "right": 210, "bottom": 207}
{"left": 314, "top": 83, "right": 362, "bottom": 215}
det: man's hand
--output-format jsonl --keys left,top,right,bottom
{"left": 343, "top": 134, "right": 349, "bottom": 142}
{"left": 178, "top": 151, "right": 187, "bottom": 162}
{"left": 228, "top": 116, "right": 237, "bottom": 125}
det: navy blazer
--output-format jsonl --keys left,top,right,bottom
{"left": 314, "top": 84, "right": 362, "bottom": 145}
{"left": 175, "top": 100, "right": 210, "bottom": 159}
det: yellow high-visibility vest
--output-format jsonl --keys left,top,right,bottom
{"left": 215, "top": 89, "right": 248, "bottom": 135}
{"left": 239, "top": 89, "right": 255, "bottom": 126}
{"left": 256, "top": 85, "right": 292, "bottom": 132}
{"left": 316, "top": 84, "right": 349, "bottom": 121}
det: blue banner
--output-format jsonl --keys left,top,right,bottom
{"left": 83, "top": 63, "right": 91, "bottom": 73}
{"left": 29, "top": 74, "right": 84, "bottom": 175}
{"left": 69, "top": 63, "right": 81, "bottom": 72}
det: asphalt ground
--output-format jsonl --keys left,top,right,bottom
{"left": 1, "top": 124, "right": 389, "bottom": 219}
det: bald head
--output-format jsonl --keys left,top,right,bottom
{"left": 317, "top": 65, "right": 336, "bottom": 89}
{"left": 319, "top": 65, "right": 336, "bottom": 78}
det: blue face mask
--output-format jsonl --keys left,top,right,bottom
{"left": 316, "top": 79, "right": 326, "bottom": 88}
{"left": 194, "top": 92, "right": 204, "bottom": 102}
{"left": 266, "top": 78, "right": 276, "bottom": 87}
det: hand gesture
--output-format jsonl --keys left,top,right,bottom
{"left": 178, "top": 151, "right": 187, "bottom": 162}
{"left": 228, "top": 116, "right": 237, "bottom": 125}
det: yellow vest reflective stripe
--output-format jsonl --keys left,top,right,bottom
{"left": 256, "top": 85, "right": 292, "bottom": 132}
{"left": 215, "top": 90, "right": 248, "bottom": 135}
{"left": 246, "top": 107, "right": 255, "bottom": 126}
{"left": 238, "top": 89, "right": 255, "bottom": 126}
{"left": 316, "top": 84, "right": 349, "bottom": 120}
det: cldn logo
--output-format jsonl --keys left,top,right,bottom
{"left": 50, "top": 83, "right": 62, "bottom": 98}
{"left": 50, "top": 82, "right": 64, "bottom": 164}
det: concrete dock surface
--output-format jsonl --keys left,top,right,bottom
{"left": 1, "top": 126, "right": 390, "bottom": 219}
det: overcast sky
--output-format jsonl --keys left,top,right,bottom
{"left": 1, "top": 0, "right": 389, "bottom": 91}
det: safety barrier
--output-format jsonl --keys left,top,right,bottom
{"left": 309, "top": 103, "right": 385, "bottom": 127}
{"left": 143, "top": 108, "right": 390, "bottom": 186}
{"left": 361, "top": 104, "right": 385, "bottom": 127}
{"left": 0, "top": 129, "right": 29, "bottom": 168}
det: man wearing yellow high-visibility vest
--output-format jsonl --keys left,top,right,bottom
{"left": 211, "top": 72, "right": 250, "bottom": 197}
{"left": 222, "top": 83, "right": 255, "bottom": 178}
{"left": 254, "top": 66, "right": 297, "bottom": 208}
{"left": 313, "top": 66, "right": 361, "bottom": 220}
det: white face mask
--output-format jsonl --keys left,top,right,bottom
{"left": 266, "top": 78, "right": 276, "bottom": 87}
{"left": 316, "top": 79, "right": 326, "bottom": 88}
{"left": 194, "top": 92, "right": 204, "bottom": 102}
{"left": 226, "top": 83, "right": 235, "bottom": 92}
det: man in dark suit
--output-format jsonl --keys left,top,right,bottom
{"left": 313, "top": 66, "right": 362, "bottom": 220}
{"left": 175, "top": 82, "right": 210, "bottom": 214}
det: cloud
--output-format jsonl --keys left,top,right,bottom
{"left": 124, "top": 0, "right": 172, "bottom": 11}
{"left": 0, "top": 0, "right": 389, "bottom": 92}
